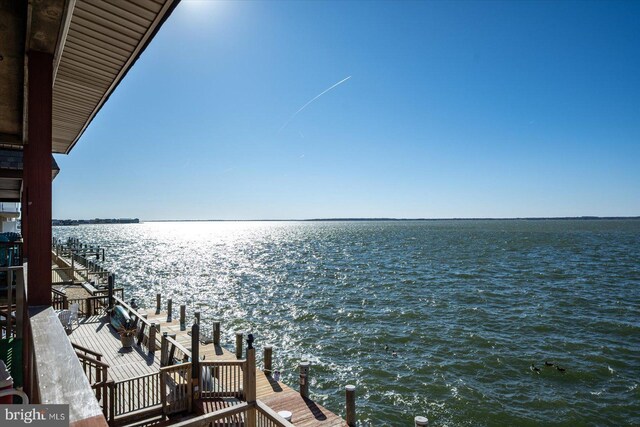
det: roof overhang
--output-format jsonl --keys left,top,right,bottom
{"left": 0, "top": 0, "right": 180, "bottom": 154}
{"left": 0, "top": 0, "right": 179, "bottom": 201}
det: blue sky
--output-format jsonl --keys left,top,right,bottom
{"left": 53, "top": 0, "right": 640, "bottom": 220}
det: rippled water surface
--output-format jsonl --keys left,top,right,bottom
{"left": 53, "top": 220, "right": 640, "bottom": 426}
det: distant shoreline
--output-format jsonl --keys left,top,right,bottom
{"left": 52, "top": 216, "right": 640, "bottom": 224}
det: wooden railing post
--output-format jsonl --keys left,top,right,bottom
{"left": 108, "top": 380, "right": 115, "bottom": 423}
{"left": 191, "top": 322, "right": 200, "bottom": 400}
{"left": 167, "top": 298, "right": 173, "bottom": 322}
{"left": 161, "top": 332, "right": 169, "bottom": 367}
{"left": 299, "top": 361, "right": 310, "bottom": 398}
{"left": 156, "top": 293, "right": 161, "bottom": 314}
{"left": 245, "top": 342, "right": 257, "bottom": 427}
{"left": 213, "top": 321, "right": 220, "bottom": 345}
{"left": 194, "top": 311, "right": 200, "bottom": 325}
{"left": 137, "top": 322, "right": 146, "bottom": 346}
{"left": 149, "top": 322, "right": 157, "bottom": 353}
{"left": 264, "top": 345, "right": 273, "bottom": 376}
{"left": 346, "top": 385, "right": 356, "bottom": 426}
{"left": 107, "top": 274, "right": 114, "bottom": 309}
{"left": 235, "top": 332, "right": 243, "bottom": 359}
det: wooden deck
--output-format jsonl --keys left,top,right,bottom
{"left": 69, "top": 314, "right": 161, "bottom": 382}
{"left": 144, "top": 309, "right": 346, "bottom": 426}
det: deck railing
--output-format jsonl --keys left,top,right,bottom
{"left": 67, "top": 294, "right": 109, "bottom": 317}
{"left": 72, "top": 343, "right": 110, "bottom": 410}
{"left": 113, "top": 296, "right": 162, "bottom": 353}
{"left": 200, "top": 360, "right": 246, "bottom": 400}
{"left": 168, "top": 400, "right": 294, "bottom": 427}
{"left": 160, "top": 363, "right": 192, "bottom": 415}
{"left": 109, "top": 371, "right": 162, "bottom": 421}
{"left": 162, "top": 333, "right": 191, "bottom": 366}
{"left": 0, "top": 265, "right": 25, "bottom": 339}
{"left": 51, "top": 288, "right": 68, "bottom": 310}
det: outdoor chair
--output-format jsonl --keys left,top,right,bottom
{"left": 69, "top": 303, "right": 79, "bottom": 328}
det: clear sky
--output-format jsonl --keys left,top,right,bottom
{"left": 52, "top": 0, "right": 640, "bottom": 220}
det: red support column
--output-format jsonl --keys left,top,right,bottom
{"left": 22, "top": 51, "right": 53, "bottom": 306}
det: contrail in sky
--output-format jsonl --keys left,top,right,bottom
{"left": 278, "top": 75, "right": 352, "bottom": 133}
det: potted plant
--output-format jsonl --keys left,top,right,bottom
{"left": 118, "top": 324, "right": 137, "bottom": 348}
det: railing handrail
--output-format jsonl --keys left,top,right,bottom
{"left": 165, "top": 334, "right": 191, "bottom": 360}
{"left": 160, "top": 361, "right": 191, "bottom": 374}
{"left": 0, "top": 265, "right": 24, "bottom": 272}
{"left": 200, "top": 360, "right": 246, "bottom": 367}
{"left": 256, "top": 400, "right": 296, "bottom": 427}
{"left": 113, "top": 296, "right": 153, "bottom": 328}
{"left": 75, "top": 351, "right": 110, "bottom": 370}
{"left": 72, "top": 343, "right": 106, "bottom": 361}
{"left": 51, "top": 288, "right": 66, "bottom": 297}
{"left": 170, "top": 402, "right": 251, "bottom": 427}
{"left": 114, "top": 370, "right": 158, "bottom": 384}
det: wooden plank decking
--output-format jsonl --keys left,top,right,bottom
{"left": 144, "top": 308, "right": 346, "bottom": 427}
{"left": 69, "top": 314, "right": 161, "bottom": 382}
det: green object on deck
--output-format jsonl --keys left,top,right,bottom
{"left": 0, "top": 338, "right": 23, "bottom": 388}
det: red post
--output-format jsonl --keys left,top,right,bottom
{"left": 22, "top": 51, "right": 53, "bottom": 306}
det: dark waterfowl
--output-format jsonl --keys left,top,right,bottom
{"left": 556, "top": 366, "right": 566, "bottom": 373}
{"left": 544, "top": 361, "right": 555, "bottom": 367}
{"left": 530, "top": 363, "right": 541, "bottom": 374}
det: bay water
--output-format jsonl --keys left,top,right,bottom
{"left": 53, "top": 220, "right": 640, "bottom": 426}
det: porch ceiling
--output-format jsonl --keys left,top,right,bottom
{"left": 0, "top": 0, "right": 180, "bottom": 154}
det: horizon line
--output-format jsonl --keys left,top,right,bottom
{"left": 53, "top": 216, "right": 640, "bottom": 223}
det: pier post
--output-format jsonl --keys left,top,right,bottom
{"left": 71, "top": 255, "right": 75, "bottom": 277}
{"left": 346, "top": 385, "right": 356, "bottom": 426}
{"left": 245, "top": 338, "right": 257, "bottom": 427}
{"left": 299, "top": 362, "right": 310, "bottom": 398}
{"left": 194, "top": 311, "right": 200, "bottom": 325}
{"left": 191, "top": 322, "right": 200, "bottom": 399}
{"left": 235, "top": 332, "right": 243, "bottom": 359}
{"left": 156, "top": 294, "right": 161, "bottom": 314}
{"left": 180, "top": 304, "right": 186, "bottom": 330}
{"left": 160, "top": 332, "right": 168, "bottom": 367}
{"left": 212, "top": 321, "right": 220, "bottom": 345}
{"left": 167, "top": 299, "right": 173, "bottom": 322}
{"left": 149, "top": 322, "right": 157, "bottom": 353}
{"left": 102, "top": 248, "right": 105, "bottom": 261}
{"left": 263, "top": 346, "right": 273, "bottom": 376}
{"left": 415, "top": 416, "right": 429, "bottom": 426}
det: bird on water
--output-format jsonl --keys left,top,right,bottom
{"left": 556, "top": 366, "right": 566, "bottom": 373}
{"left": 544, "top": 361, "right": 555, "bottom": 367}
{"left": 530, "top": 363, "right": 541, "bottom": 374}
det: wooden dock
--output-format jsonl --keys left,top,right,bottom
{"left": 69, "top": 314, "right": 161, "bottom": 382}
{"left": 50, "top": 238, "right": 352, "bottom": 426}
{"left": 144, "top": 307, "right": 346, "bottom": 426}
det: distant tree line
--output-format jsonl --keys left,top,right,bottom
{"left": 52, "top": 218, "right": 140, "bottom": 226}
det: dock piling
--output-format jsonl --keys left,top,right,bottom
{"left": 299, "top": 362, "right": 310, "bottom": 398}
{"left": 415, "top": 416, "right": 429, "bottom": 426}
{"left": 264, "top": 345, "right": 273, "bottom": 376}
{"left": 167, "top": 299, "right": 173, "bottom": 322}
{"left": 235, "top": 332, "right": 243, "bottom": 359}
{"left": 346, "top": 385, "right": 356, "bottom": 426}
{"left": 212, "top": 321, "right": 220, "bottom": 345}
{"left": 194, "top": 311, "right": 200, "bottom": 325}
{"left": 156, "top": 294, "right": 161, "bottom": 314}
{"left": 180, "top": 304, "right": 186, "bottom": 330}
